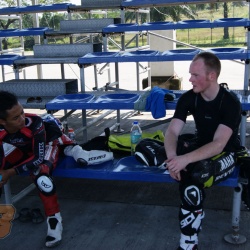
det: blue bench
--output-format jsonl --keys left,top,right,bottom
{"left": 54, "top": 155, "right": 239, "bottom": 187}
{"left": 2, "top": 154, "right": 246, "bottom": 244}
{"left": 53, "top": 155, "right": 246, "bottom": 245}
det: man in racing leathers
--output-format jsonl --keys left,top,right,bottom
{"left": 164, "top": 52, "right": 242, "bottom": 250}
{"left": 0, "top": 90, "right": 74, "bottom": 247}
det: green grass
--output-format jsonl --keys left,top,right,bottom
{"left": 176, "top": 4, "right": 249, "bottom": 48}
{"left": 177, "top": 26, "right": 247, "bottom": 48}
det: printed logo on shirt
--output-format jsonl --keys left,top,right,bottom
{"left": 0, "top": 205, "right": 15, "bottom": 239}
{"left": 204, "top": 115, "right": 212, "bottom": 119}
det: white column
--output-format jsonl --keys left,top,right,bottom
{"left": 149, "top": 30, "right": 176, "bottom": 77}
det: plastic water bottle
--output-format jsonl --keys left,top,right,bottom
{"left": 68, "top": 127, "right": 76, "bottom": 141}
{"left": 130, "top": 121, "right": 142, "bottom": 155}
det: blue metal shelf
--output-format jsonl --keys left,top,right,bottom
{"left": 103, "top": 18, "right": 250, "bottom": 34}
{"left": 0, "top": 3, "right": 74, "bottom": 15}
{"left": 122, "top": 0, "right": 241, "bottom": 8}
{"left": 0, "top": 27, "right": 53, "bottom": 38}
{"left": 0, "top": 54, "right": 25, "bottom": 65}
{"left": 78, "top": 48, "right": 249, "bottom": 65}
{"left": 46, "top": 90, "right": 250, "bottom": 112}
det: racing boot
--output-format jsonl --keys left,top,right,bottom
{"left": 45, "top": 212, "right": 63, "bottom": 248}
{"left": 177, "top": 233, "right": 198, "bottom": 250}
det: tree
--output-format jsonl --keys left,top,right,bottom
{"left": 208, "top": 1, "right": 246, "bottom": 41}
{"left": 124, "top": 5, "right": 197, "bottom": 24}
{"left": 0, "top": 0, "right": 66, "bottom": 49}
{"left": 223, "top": 2, "right": 229, "bottom": 39}
{"left": 0, "top": 0, "right": 21, "bottom": 29}
{"left": 150, "top": 5, "right": 197, "bottom": 22}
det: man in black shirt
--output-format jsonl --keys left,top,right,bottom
{"left": 164, "top": 52, "right": 241, "bottom": 250}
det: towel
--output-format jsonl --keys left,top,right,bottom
{"left": 145, "top": 86, "right": 174, "bottom": 119}
{"left": 134, "top": 90, "right": 151, "bottom": 111}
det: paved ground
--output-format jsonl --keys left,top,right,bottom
{"left": 1, "top": 58, "right": 250, "bottom": 249}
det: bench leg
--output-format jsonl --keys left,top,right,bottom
{"left": 2, "top": 181, "right": 36, "bottom": 205}
{"left": 3, "top": 181, "right": 12, "bottom": 204}
{"left": 224, "top": 183, "right": 247, "bottom": 244}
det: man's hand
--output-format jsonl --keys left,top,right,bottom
{"left": 0, "top": 169, "right": 16, "bottom": 188}
{"left": 168, "top": 168, "right": 181, "bottom": 181}
{"left": 166, "top": 155, "right": 188, "bottom": 181}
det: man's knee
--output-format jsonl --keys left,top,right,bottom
{"left": 35, "top": 173, "right": 56, "bottom": 196}
{"left": 180, "top": 184, "right": 204, "bottom": 209}
{"left": 191, "top": 152, "right": 235, "bottom": 188}
{"left": 179, "top": 183, "right": 205, "bottom": 236}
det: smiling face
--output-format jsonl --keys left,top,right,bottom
{"left": 0, "top": 102, "right": 25, "bottom": 133}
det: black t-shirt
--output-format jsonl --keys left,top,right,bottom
{"left": 173, "top": 86, "right": 241, "bottom": 151}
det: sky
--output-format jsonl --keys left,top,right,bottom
{"left": 69, "top": 0, "right": 81, "bottom": 6}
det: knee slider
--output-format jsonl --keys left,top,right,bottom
{"left": 182, "top": 185, "right": 204, "bottom": 208}
{"left": 35, "top": 174, "right": 56, "bottom": 196}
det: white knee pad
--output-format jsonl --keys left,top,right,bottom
{"left": 36, "top": 174, "right": 55, "bottom": 196}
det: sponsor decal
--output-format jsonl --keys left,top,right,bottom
{"left": 215, "top": 167, "right": 234, "bottom": 182}
{"left": 33, "top": 142, "right": 44, "bottom": 166}
{"left": 41, "top": 180, "right": 52, "bottom": 189}
{"left": 22, "top": 164, "right": 28, "bottom": 171}
{"left": 218, "top": 154, "right": 234, "bottom": 172}
{"left": 88, "top": 154, "right": 106, "bottom": 162}
{"left": 180, "top": 212, "right": 195, "bottom": 229}
{"left": 9, "top": 138, "right": 24, "bottom": 144}
{"left": 146, "top": 145, "right": 155, "bottom": 154}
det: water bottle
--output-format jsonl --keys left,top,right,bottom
{"left": 62, "top": 120, "right": 68, "bottom": 134}
{"left": 68, "top": 127, "right": 76, "bottom": 141}
{"left": 130, "top": 121, "right": 142, "bottom": 155}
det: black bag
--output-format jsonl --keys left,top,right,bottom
{"left": 135, "top": 138, "right": 166, "bottom": 167}
{"left": 80, "top": 127, "right": 110, "bottom": 151}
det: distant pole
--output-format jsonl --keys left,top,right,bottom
{"left": 32, "top": 0, "right": 43, "bottom": 79}
{"left": 232, "top": 3, "right": 235, "bottom": 43}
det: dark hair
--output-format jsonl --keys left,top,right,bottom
{"left": 193, "top": 52, "right": 221, "bottom": 78}
{"left": 0, "top": 91, "right": 19, "bottom": 120}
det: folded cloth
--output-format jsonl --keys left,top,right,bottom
{"left": 134, "top": 90, "right": 151, "bottom": 111}
{"left": 145, "top": 86, "right": 174, "bottom": 119}
{"left": 64, "top": 145, "right": 114, "bottom": 165}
